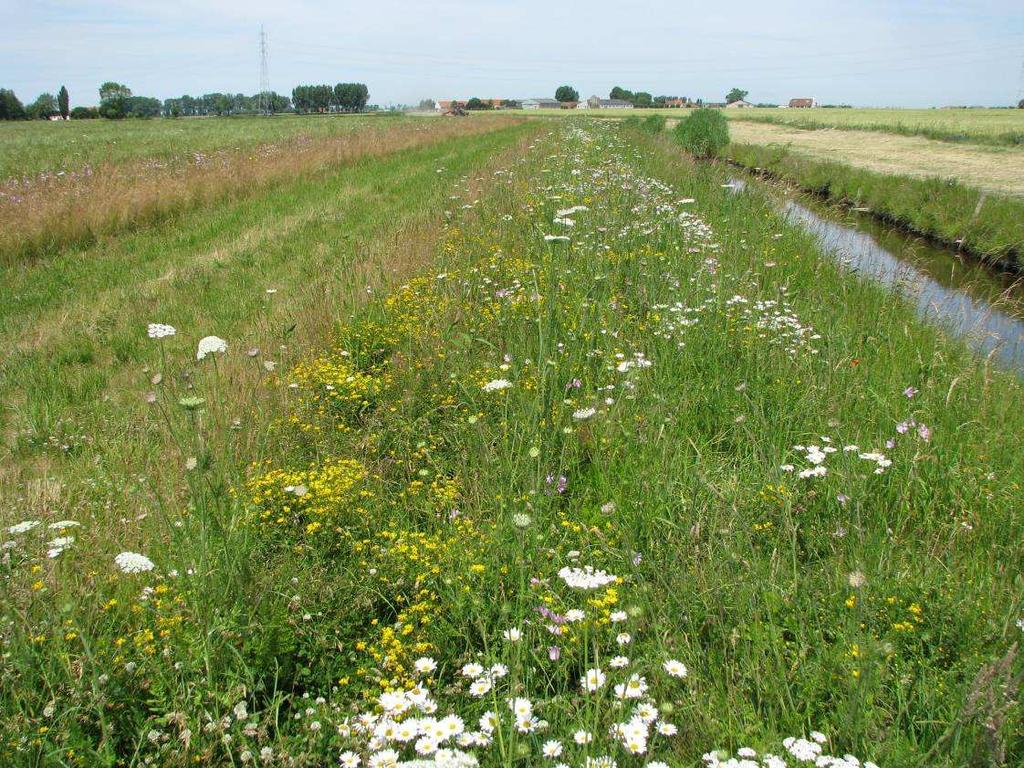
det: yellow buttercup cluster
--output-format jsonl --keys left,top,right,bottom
{"left": 246, "top": 457, "right": 372, "bottom": 536}
{"left": 289, "top": 352, "right": 390, "bottom": 435}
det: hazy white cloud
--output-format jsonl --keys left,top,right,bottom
{"left": 1, "top": 0, "right": 1021, "bottom": 106}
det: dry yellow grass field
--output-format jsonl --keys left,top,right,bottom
{"left": 728, "top": 121, "right": 1024, "bottom": 197}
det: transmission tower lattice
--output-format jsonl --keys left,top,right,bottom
{"left": 258, "top": 25, "right": 270, "bottom": 114}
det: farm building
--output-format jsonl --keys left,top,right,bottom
{"left": 521, "top": 98, "right": 562, "bottom": 109}
{"left": 435, "top": 98, "right": 511, "bottom": 111}
{"left": 725, "top": 99, "right": 754, "bottom": 108}
{"left": 788, "top": 98, "right": 816, "bottom": 108}
{"left": 586, "top": 96, "right": 634, "bottom": 110}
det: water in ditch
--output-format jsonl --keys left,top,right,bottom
{"left": 725, "top": 177, "right": 1024, "bottom": 371}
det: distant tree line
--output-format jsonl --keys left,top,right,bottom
{"left": 0, "top": 80, "right": 370, "bottom": 120}
{"left": 609, "top": 86, "right": 695, "bottom": 108}
{"left": 162, "top": 92, "right": 290, "bottom": 117}
{"left": 291, "top": 83, "right": 369, "bottom": 114}
{"left": 0, "top": 85, "right": 72, "bottom": 120}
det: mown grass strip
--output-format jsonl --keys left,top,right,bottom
{"left": 730, "top": 111, "right": 1024, "bottom": 148}
{"left": 727, "top": 141, "right": 1024, "bottom": 269}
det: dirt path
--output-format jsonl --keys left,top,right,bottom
{"left": 728, "top": 121, "right": 1024, "bottom": 198}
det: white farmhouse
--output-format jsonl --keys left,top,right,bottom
{"left": 586, "top": 96, "right": 634, "bottom": 109}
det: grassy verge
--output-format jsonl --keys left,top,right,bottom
{"left": 3, "top": 120, "right": 1023, "bottom": 767}
{"left": 727, "top": 141, "right": 1024, "bottom": 269}
{"left": 0, "top": 120, "right": 540, "bottom": 546}
{"left": 0, "top": 116, "right": 519, "bottom": 264}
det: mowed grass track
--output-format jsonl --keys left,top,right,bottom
{"left": 726, "top": 107, "right": 1024, "bottom": 146}
{"left": 0, "top": 119, "right": 539, "bottom": 532}
{"left": 516, "top": 107, "right": 1024, "bottom": 146}
{"left": 727, "top": 120, "right": 1024, "bottom": 197}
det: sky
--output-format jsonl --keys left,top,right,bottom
{"left": 3, "top": 0, "right": 1023, "bottom": 108}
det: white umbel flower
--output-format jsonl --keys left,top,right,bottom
{"left": 115, "top": 551, "right": 156, "bottom": 574}
{"left": 8, "top": 520, "right": 40, "bottom": 535}
{"left": 482, "top": 378, "right": 512, "bottom": 392}
{"left": 558, "top": 565, "right": 617, "bottom": 589}
{"left": 196, "top": 335, "right": 228, "bottom": 360}
{"left": 147, "top": 323, "right": 176, "bottom": 339}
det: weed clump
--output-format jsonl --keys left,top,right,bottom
{"left": 675, "top": 108, "right": 729, "bottom": 159}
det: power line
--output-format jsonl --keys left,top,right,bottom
{"left": 1017, "top": 51, "right": 1024, "bottom": 102}
{"left": 258, "top": 24, "right": 269, "bottom": 114}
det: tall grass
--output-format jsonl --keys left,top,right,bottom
{"left": 0, "top": 116, "right": 520, "bottom": 264}
{"left": 727, "top": 141, "right": 1023, "bottom": 268}
{"left": 0, "top": 113, "right": 403, "bottom": 178}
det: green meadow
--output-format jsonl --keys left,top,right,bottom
{"left": 1, "top": 116, "right": 1021, "bottom": 768}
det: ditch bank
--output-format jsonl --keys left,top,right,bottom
{"left": 723, "top": 175, "right": 1024, "bottom": 371}
{"left": 726, "top": 142, "right": 1023, "bottom": 273}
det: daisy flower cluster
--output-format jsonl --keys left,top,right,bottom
{"left": 781, "top": 387, "right": 934, "bottom": 483}
{"left": 324, "top": 557, "right": 691, "bottom": 768}
{"left": 702, "top": 730, "right": 880, "bottom": 768}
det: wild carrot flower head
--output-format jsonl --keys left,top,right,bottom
{"left": 115, "top": 551, "right": 155, "bottom": 574}
{"left": 147, "top": 323, "right": 176, "bottom": 339}
{"left": 196, "top": 335, "right": 228, "bottom": 360}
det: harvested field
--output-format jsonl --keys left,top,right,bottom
{"left": 728, "top": 121, "right": 1024, "bottom": 197}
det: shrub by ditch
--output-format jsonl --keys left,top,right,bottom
{"left": 641, "top": 114, "right": 667, "bottom": 134}
{"left": 675, "top": 108, "right": 729, "bottom": 158}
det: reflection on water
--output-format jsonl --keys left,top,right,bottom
{"left": 726, "top": 178, "right": 1024, "bottom": 370}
